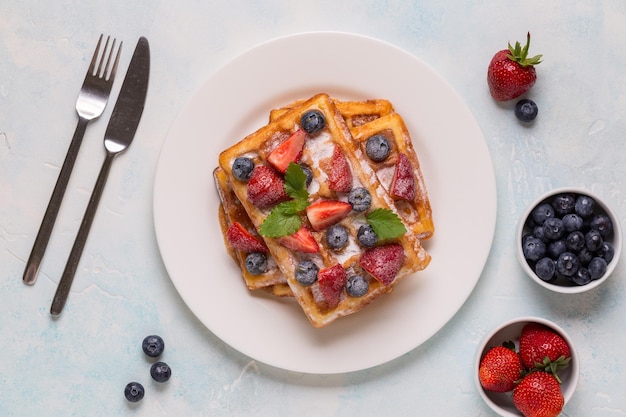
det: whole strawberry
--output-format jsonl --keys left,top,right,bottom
{"left": 479, "top": 343, "right": 524, "bottom": 392}
{"left": 513, "top": 372, "right": 564, "bottom": 417}
{"left": 487, "top": 32, "right": 542, "bottom": 101}
{"left": 519, "top": 323, "right": 571, "bottom": 382}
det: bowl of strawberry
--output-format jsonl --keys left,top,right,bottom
{"left": 517, "top": 188, "right": 622, "bottom": 294}
{"left": 475, "top": 317, "right": 579, "bottom": 417}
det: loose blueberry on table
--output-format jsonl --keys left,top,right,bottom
{"left": 124, "top": 382, "right": 145, "bottom": 403}
{"left": 515, "top": 99, "right": 538, "bottom": 122}
{"left": 142, "top": 335, "right": 165, "bottom": 358}
{"left": 150, "top": 361, "right": 172, "bottom": 383}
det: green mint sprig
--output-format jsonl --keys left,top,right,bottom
{"left": 366, "top": 208, "right": 407, "bottom": 240}
{"left": 259, "top": 163, "right": 309, "bottom": 238}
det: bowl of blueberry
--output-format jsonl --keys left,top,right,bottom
{"left": 517, "top": 188, "right": 622, "bottom": 293}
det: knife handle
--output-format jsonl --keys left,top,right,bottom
{"left": 23, "top": 118, "right": 90, "bottom": 285}
{"left": 50, "top": 152, "right": 115, "bottom": 315}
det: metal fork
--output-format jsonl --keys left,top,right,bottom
{"left": 23, "top": 34, "right": 122, "bottom": 285}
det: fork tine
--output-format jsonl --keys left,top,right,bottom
{"left": 88, "top": 34, "right": 104, "bottom": 76}
{"left": 104, "top": 39, "right": 123, "bottom": 81}
{"left": 96, "top": 36, "right": 111, "bottom": 78}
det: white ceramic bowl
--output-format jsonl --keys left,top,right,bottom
{"left": 516, "top": 187, "right": 622, "bottom": 294}
{"left": 474, "top": 317, "right": 579, "bottom": 417}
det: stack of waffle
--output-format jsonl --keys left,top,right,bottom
{"left": 215, "top": 93, "right": 433, "bottom": 327}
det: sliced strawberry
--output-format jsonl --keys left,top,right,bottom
{"left": 276, "top": 226, "right": 319, "bottom": 253}
{"left": 226, "top": 222, "right": 268, "bottom": 253}
{"left": 246, "top": 165, "right": 289, "bottom": 209}
{"left": 390, "top": 153, "right": 416, "bottom": 201}
{"left": 328, "top": 145, "right": 352, "bottom": 192}
{"left": 267, "top": 129, "right": 306, "bottom": 173}
{"left": 318, "top": 263, "right": 347, "bottom": 309}
{"left": 305, "top": 200, "right": 352, "bottom": 231}
{"left": 359, "top": 243, "right": 404, "bottom": 285}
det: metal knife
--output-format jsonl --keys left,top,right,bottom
{"left": 50, "top": 37, "right": 150, "bottom": 316}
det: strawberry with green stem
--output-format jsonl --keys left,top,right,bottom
{"left": 519, "top": 323, "right": 571, "bottom": 383}
{"left": 487, "top": 32, "right": 542, "bottom": 101}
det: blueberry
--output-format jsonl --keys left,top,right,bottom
{"left": 547, "top": 240, "right": 567, "bottom": 259}
{"left": 532, "top": 225, "right": 549, "bottom": 243}
{"left": 355, "top": 225, "right": 376, "bottom": 248}
{"left": 562, "top": 213, "right": 583, "bottom": 232}
{"left": 574, "top": 195, "right": 595, "bottom": 218}
{"left": 232, "top": 157, "right": 254, "bottom": 181}
{"left": 577, "top": 247, "right": 594, "bottom": 266}
{"left": 565, "top": 231, "right": 585, "bottom": 252}
{"left": 348, "top": 187, "right": 372, "bottom": 212}
{"left": 300, "top": 110, "right": 325, "bottom": 134}
{"left": 150, "top": 361, "right": 172, "bottom": 383}
{"left": 542, "top": 217, "right": 564, "bottom": 240}
{"left": 597, "top": 241, "right": 615, "bottom": 263}
{"left": 522, "top": 236, "right": 546, "bottom": 261}
{"left": 346, "top": 275, "right": 369, "bottom": 297}
{"left": 588, "top": 257, "right": 608, "bottom": 280}
{"left": 326, "top": 224, "right": 349, "bottom": 250}
{"left": 590, "top": 214, "right": 613, "bottom": 238}
{"left": 142, "top": 335, "right": 165, "bottom": 358}
{"left": 514, "top": 99, "right": 538, "bottom": 122}
{"left": 245, "top": 252, "right": 268, "bottom": 275}
{"left": 556, "top": 252, "right": 580, "bottom": 277}
{"left": 570, "top": 267, "right": 591, "bottom": 286}
{"left": 534, "top": 257, "right": 556, "bottom": 282}
{"left": 124, "top": 382, "right": 145, "bottom": 402}
{"left": 365, "top": 134, "right": 391, "bottom": 162}
{"left": 295, "top": 260, "right": 319, "bottom": 286}
{"left": 585, "top": 229, "right": 603, "bottom": 252}
{"left": 299, "top": 164, "right": 313, "bottom": 187}
{"left": 531, "top": 203, "right": 554, "bottom": 225}
{"left": 551, "top": 193, "right": 576, "bottom": 216}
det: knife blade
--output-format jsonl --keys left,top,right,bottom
{"left": 50, "top": 37, "right": 150, "bottom": 316}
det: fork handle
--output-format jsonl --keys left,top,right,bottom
{"left": 23, "top": 117, "right": 90, "bottom": 285}
{"left": 50, "top": 152, "right": 115, "bottom": 315}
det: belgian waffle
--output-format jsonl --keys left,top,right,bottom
{"left": 273, "top": 99, "right": 434, "bottom": 239}
{"left": 217, "top": 93, "right": 430, "bottom": 328}
{"left": 214, "top": 167, "right": 290, "bottom": 295}
{"left": 350, "top": 112, "right": 434, "bottom": 239}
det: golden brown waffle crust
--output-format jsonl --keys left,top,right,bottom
{"left": 218, "top": 93, "right": 430, "bottom": 328}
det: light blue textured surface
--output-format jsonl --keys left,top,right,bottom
{"left": 1, "top": 1, "right": 625, "bottom": 415}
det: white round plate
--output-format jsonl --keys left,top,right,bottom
{"left": 153, "top": 32, "right": 496, "bottom": 374}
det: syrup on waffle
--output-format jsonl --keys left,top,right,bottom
{"left": 217, "top": 93, "right": 430, "bottom": 328}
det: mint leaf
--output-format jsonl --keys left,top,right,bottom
{"left": 259, "top": 163, "right": 310, "bottom": 237}
{"left": 284, "top": 163, "right": 309, "bottom": 200}
{"left": 259, "top": 202, "right": 302, "bottom": 237}
{"left": 366, "top": 208, "right": 406, "bottom": 240}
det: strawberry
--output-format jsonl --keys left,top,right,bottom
{"left": 267, "top": 129, "right": 306, "bottom": 173}
{"left": 519, "top": 323, "right": 571, "bottom": 381}
{"left": 487, "top": 32, "right": 542, "bottom": 101}
{"left": 225, "top": 222, "right": 268, "bottom": 253}
{"left": 512, "top": 372, "right": 564, "bottom": 417}
{"left": 359, "top": 243, "right": 404, "bottom": 285}
{"left": 246, "top": 165, "right": 289, "bottom": 209}
{"left": 328, "top": 145, "right": 353, "bottom": 192}
{"left": 317, "top": 263, "right": 347, "bottom": 309}
{"left": 276, "top": 226, "right": 319, "bottom": 253}
{"left": 305, "top": 200, "right": 352, "bottom": 231}
{"left": 479, "top": 343, "right": 524, "bottom": 393}
{"left": 390, "top": 152, "right": 416, "bottom": 201}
